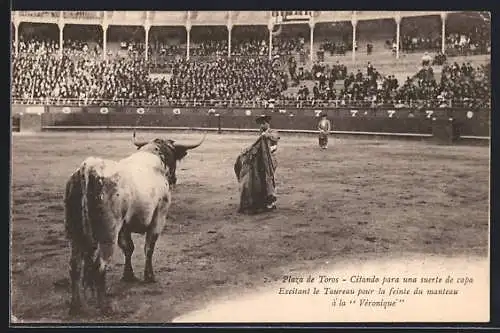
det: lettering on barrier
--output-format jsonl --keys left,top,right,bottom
{"left": 173, "top": 108, "right": 181, "bottom": 115}
{"left": 350, "top": 110, "right": 358, "bottom": 117}
{"left": 137, "top": 108, "right": 145, "bottom": 115}
{"left": 387, "top": 110, "right": 396, "bottom": 118}
{"left": 62, "top": 107, "right": 71, "bottom": 114}
{"left": 425, "top": 110, "right": 434, "bottom": 119}
{"left": 466, "top": 111, "right": 474, "bottom": 119}
{"left": 245, "top": 110, "right": 252, "bottom": 116}
{"left": 314, "top": 110, "right": 322, "bottom": 117}
{"left": 279, "top": 109, "right": 287, "bottom": 114}
{"left": 100, "top": 107, "right": 109, "bottom": 114}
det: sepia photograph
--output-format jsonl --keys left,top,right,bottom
{"left": 10, "top": 10, "right": 490, "bottom": 324}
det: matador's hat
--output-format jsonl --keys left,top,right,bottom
{"left": 255, "top": 114, "right": 272, "bottom": 124}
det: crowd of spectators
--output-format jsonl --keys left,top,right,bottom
{"left": 320, "top": 39, "right": 351, "bottom": 55}
{"left": 152, "top": 42, "right": 184, "bottom": 56}
{"left": 400, "top": 34, "right": 441, "bottom": 52}
{"left": 12, "top": 35, "right": 490, "bottom": 108}
{"left": 17, "top": 36, "right": 59, "bottom": 54}
{"left": 148, "top": 37, "right": 302, "bottom": 59}
{"left": 284, "top": 60, "right": 349, "bottom": 87}
{"left": 232, "top": 39, "right": 268, "bottom": 56}
{"left": 188, "top": 37, "right": 304, "bottom": 57}
{"left": 405, "top": 61, "right": 491, "bottom": 107}
{"left": 445, "top": 29, "right": 490, "bottom": 56}
{"left": 274, "top": 37, "right": 305, "bottom": 54}
{"left": 12, "top": 43, "right": 288, "bottom": 105}
{"left": 168, "top": 57, "right": 287, "bottom": 102}
{"left": 290, "top": 60, "right": 490, "bottom": 108}
{"left": 191, "top": 40, "right": 228, "bottom": 57}
{"left": 398, "top": 28, "right": 490, "bottom": 56}
{"left": 13, "top": 51, "right": 146, "bottom": 101}
{"left": 291, "top": 62, "right": 399, "bottom": 106}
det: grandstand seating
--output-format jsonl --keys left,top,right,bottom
{"left": 11, "top": 11, "right": 490, "bottom": 108}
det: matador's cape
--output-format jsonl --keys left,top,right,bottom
{"left": 234, "top": 134, "right": 278, "bottom": 213}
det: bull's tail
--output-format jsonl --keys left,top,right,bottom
{"left": 64, "top": 162, "right": 105, "bottom": 294}
{"left": 64, "top": 171, "right": 81, "bottom": 240}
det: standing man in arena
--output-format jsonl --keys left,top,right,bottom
{"left": 317, "top": 112, "right": 332, "bottom": 149}
{"left": 256, "top": 115, "right": 280, "bottom": 210}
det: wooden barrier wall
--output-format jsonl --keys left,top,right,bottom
{"left": 11, "top": 105, "right": 491, "bottom": 139}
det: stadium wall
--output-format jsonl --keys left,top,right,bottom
{"left": 11, "top": 105, "right": 490, "bottom": 142}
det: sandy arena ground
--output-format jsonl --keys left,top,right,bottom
{"left": 10, "top": 131, "right": 489, "bottom": 324}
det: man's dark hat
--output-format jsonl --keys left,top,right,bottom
{"left": 255, "top": 114, "right": 272, "bottom": 124}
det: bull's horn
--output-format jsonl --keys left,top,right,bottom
{"left": 132, "top": 128, "right": 149, "bottom": 148}
{"left": 173, "top": 133, "right": 207, "bottom": 150}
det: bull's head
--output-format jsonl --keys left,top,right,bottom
{"left": 132, "top": 129, "right": 206, "bottom": 185}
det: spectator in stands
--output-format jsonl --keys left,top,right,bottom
{"left": 366, "top": 43, "right": 373, "bottom": 55}
{"left": 421, "top": 52, "right": 432, "bottom": 67}
{"left": 432, "top": 51, "right": 447, "bottom": 65}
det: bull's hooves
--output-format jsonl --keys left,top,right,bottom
{"left": 99, "top": 299, "right": 117, "bottom": 316}
{"left": 68, "top": 305, "right": 87, "bottom": 317}
{"left": 121, "top": 275, "right": 140, "bottom": 283}
{"left": 143, "top": 277, "right": 157, "bottom": 284}
{"left": 238, "top": 209, "right": 256, "bottom": 215}
{"left": 68, "top": 308, "right": 79, "bottom": 317}
{"left": 101, "top": 305, "right": 115, "bottom": 316}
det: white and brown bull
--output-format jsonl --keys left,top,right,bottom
{"left": 64, "top": 130, "right": 205, "bottom": 315}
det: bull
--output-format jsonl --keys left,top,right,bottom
{"left": 64, "top": 130, "right": 206, "bottom": 315}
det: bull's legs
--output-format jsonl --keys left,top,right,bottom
{"left": 69, "top": 243, "right": 86, "bottom": 316}
{"left": 96, "top": 243, "right": 116, "bottom": 315}
{"left": 117, "top": 226, "right": 139, "bottom": 282}
{"left": 144, "top": 232, "right": 159, "bottom": 283}
{"left": 94, "top": 257, "right": 114, "bottom": 315}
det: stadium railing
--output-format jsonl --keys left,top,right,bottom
{"left": 445, "top": 46, "right": 491, "bottom": 57}
{"left": 11, "top": 97, "right": 491, "bottom": 109}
